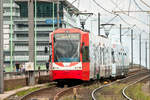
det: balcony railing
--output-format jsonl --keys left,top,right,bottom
{"left": 13, "top": 37, "right": 49, "bottom": 42}
{"left": 5, "top": 55, "right": 49, "bottom": 61}
{"left": 14, "top": 46, "right": 46, "bottom": 51}
{"left": 13, "top": 17, "right": 63, "bottom": 25}
{"left": 4, "top": 12, "right": 20, "bottom": 17}
{"left": 14, "top": 27, "right": 53, "bottom": 32}
{"left": 3, "top": 3, "right": 19, "bottom": 8}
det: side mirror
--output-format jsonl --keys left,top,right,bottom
{"left": 81, "top": 42, "right": 85, "bottom": 53}
{"left": 53, "top": 36, "right": 56, "bottom": 43}
{"left": 49, "top": 55, "right": 52, "bottom": 62}
{"left": 44, "top": 46, "right": 48, "bottom": 53}
{"left": 49, "top": 43, "right": 52, "bottom": 46}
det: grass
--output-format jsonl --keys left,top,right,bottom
{"left": 98, "top": 83, "right": 126, "bottom": 100}
{"left": 15, "top": 83, "right": 53, "bottom": 97}
{"left": 4, "top": 86, "right": 43, "bottom": 100}
{"left": 16, "top": 87, "right": 41, "bottom": 97}
{"left": 103, "top": 83, "right": 126, "bottom": 94}
{"left": 126, "top": 83, "right": 150, "bottom": 100}
{"left": 62, "top": 83, "right": 128, "bottom": 100}
{"left": 84, "top": 82, "right": 102, "bottom": 90}
{"left": 98, "top": 94, "right": 122, "bottom": 100}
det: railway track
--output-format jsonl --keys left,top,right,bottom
{"left": 91, "top": 70, "right": 149, "bottom": 100}
{"left": 18, "top": 80, "right": 98, "bottom": 100}
{"left": 19, "top": 83, "right": 58, "bottom": 100}
{"left": 20, "top": 86, "right": 66, "bottom": 100}
{"left": 19, "top": 83, "right": 83, "bottom": 100}
{"left": 122, "top": 75, "right": 150, "bottom": 100}
{"left": 12, "top": 68, "right": 144, "bottom": 100}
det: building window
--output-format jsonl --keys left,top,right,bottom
{"left": 37, "top": 34, "right": 49, "bottom": 37}
{"left": 16, "top": 34, "right": 28, "bottom": 38}
{"left": 19, "top": 2, "right": 28, "bottom": 17}
{"left": 17, "top": 2, "right": 63, "bottom": 18}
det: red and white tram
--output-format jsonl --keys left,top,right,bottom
{"left": 48, "top": 28, "right": 129, "bottom": 82}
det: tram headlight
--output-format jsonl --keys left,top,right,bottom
{"left": 52, "top": 67, "right": 59, "bottom": 70}
{"left": 75, "top": 66, "right": 82, "bottom": 70}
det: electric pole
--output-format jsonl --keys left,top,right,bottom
{"left": 98, "top": 13, "right": 100, "bottom": 36}
{"left": 120, "top": 24, "right": 122, "bottom": 43}
{"left": 28, "top": 0, "right": 35, "bottom": 85}
{"left": 145, "top": 41, "right": 147, "bottom": 68}
{"left": 57, "top": 0, "right": 60, "bottom": 28}
{"left": 139, "top": 34, "right": 141, "bottom": 68}
{"left": 131, "top": 29, "right": 133, "bottom": 67}
{"left": 0, "top": 0, "right": 4, "bottom": 94}
{"left": 149, "top": 14, "right": 150, "bottom": 71}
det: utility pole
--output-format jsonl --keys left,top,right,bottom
{"left": 34, "top": 0, "right": 37, "bottom": 69}
{"left": 53, "top": 2, "right": 55, "bottom": 30}
{"left": 120, "top": 24, "right": 122, "bottom": 43}
{"left": 131, "top": 29, "right": 133, "bottom": 67}
{"left": 139, "top": 34, "right": 141, "bottom": 68}
{"left": 28, "top": 0, "right": 35, "bottom": 85}
{"left": 57, "top": 0, "right": 60, "bottom": 28}
{"left": 0, "top": 0, "right": 4, "bottom": 94}
{"left": 98, "top": 13, "right": 100, "bottom": 36}
{"left": 10, "top": 0, "right": 13, "bottom": 71}
{"left": 149, "top": 14, "right": 150, "bottom": 71}
{"left": 145, "top": 41, "right": 147, "bottom": 68}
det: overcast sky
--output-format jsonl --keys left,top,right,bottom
{"left": 68, "top": 0, "right": 150, "bottom": 68}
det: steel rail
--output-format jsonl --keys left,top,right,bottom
{"left": 19, "top": 83, "right": 79, "bottom": 100}
{"left": 91, "top": 80, "right": 116, "bottom": 100}
{"left": 91, "top": 70, "right": 147, "bottom": 100}
{"left": 122, "top": 75, "right": 150, "bottom": 100}
{"left": 19, "top": 83, "right": 56, "bottom": 100}
{"left": 53, "top": 85, "right": 81, "bottom": 100}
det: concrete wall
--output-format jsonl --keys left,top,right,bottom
{"left": 4, "top": 70, "right": 50, "bottom": 91}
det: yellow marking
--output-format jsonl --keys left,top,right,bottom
{"left": 73, "top": 88, "right": 77, "bottom": 96}
{"left": 104, "top": 81, "right": 108, "bottom": 84}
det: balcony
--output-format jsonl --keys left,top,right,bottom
{"left": 5, "top": 55, "right": 49, "bottom": 61}
{"left": 13, "top": 17, "right": 63, "bottom": 25}
{"left": 14, "top": 46, "right": 46, "bottom": 51}
{"left": 4, "top": 12, "right": 20, "bottom": 17}
{"left": 14, "top": 27, "right": 53, "bottom": 33}
{"left": 3, "top": 3, "right": 19, "bottom": 8}
{"left": 13, "top": 37, "right": 49, "bottom": 42}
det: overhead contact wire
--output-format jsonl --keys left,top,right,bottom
{"left": 133, "top": 0, "right": 144, "bottom": 11}
{"left": 93, "top": 0, "right": 117, "bottom": 15}
{"left": 110, "top": 0, "right": 148, "bottom": 26}
{"left": 140, "top": 0, "right": 150, "bottom": 9}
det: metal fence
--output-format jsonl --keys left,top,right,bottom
{"left": 4, "top": 70, "right": 49, "bottom": 80}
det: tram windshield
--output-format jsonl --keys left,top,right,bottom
{"left": 54, "top": 33, "right": 80, "bottom": 62}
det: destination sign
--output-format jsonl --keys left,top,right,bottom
{"left": 55, "top": 33, "right": 80, "bottom": 40}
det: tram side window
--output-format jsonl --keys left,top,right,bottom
{"left": 82, "top": 46, "right": 89, "bottom": 62}
{"left": 100, "top": 47, "right": 102, "bottom": 64}
{"left": 112, "top": 50, "right": 115, "bottom": 63}
{"left": 103, "top": 48, "right": 106, "bottom": 64}
{"left": 101, "top": 48, "right": 104, "bottom": 65}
